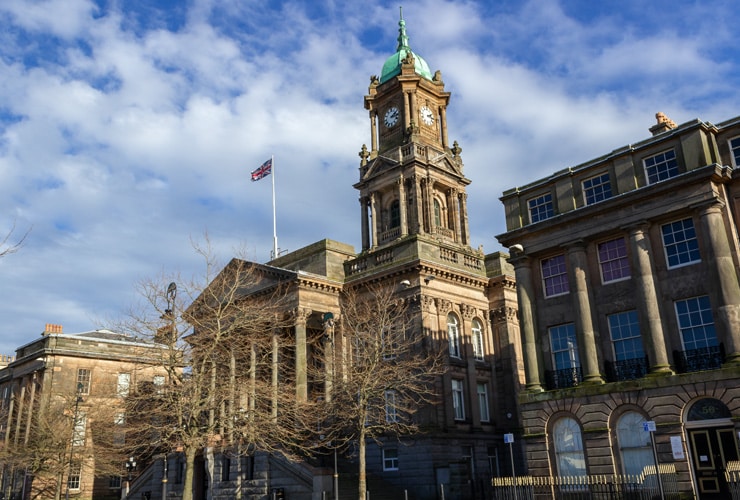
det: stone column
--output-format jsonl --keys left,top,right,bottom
{"left": 426, "top": 176, "right": 435, "bottom": 233}
{"left": 440, "top": 106, "right": 449, "bottom": 148}
{"left": 403, "top": 92, "right": 411, "bottom": 129}
{"left": 414, "top": 175, "right": 425, "bottom": 233}
{"left": 360, "top": 196, "right": 369, "bottom": 251}
{"left": 369, "top": 111, "right": 377, "bottom": 152}
{"left": 509, "top": 250, "right": 543, "bottom": 392}
{"left": 323, "top": 316, "right": 335, "bottom": 401}
{"left": 566, "top": 243, "right": 604, "bottom": 384}
{"left": 627, "top": 224, "right": 672, "bottom": 374}
{"left": 398, "top": 176, "right": 408, "bottom": 237}
{"left": 460, "top": 192, "right": 470, "bottom": 246}
{"left": 449, "top": 188, "right": 460, "bottom": 242}
{"left": 698, "top": 202, "right": 740, "bottom": 363}
{"left": 294, "top": 308, "right": 312, "bottom": 402}
{"left": 370, "top": 192, "right": 378, "bottom": 249}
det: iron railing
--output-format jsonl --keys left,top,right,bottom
{"left": 673, "top": 343, "right": 724, "bottom": 373}
{"left": 604, "top": 356, "right": 649, "bottom": 382}
{"left": 544, "top": 366, "right": 583, "bottom": 390}
{"left": 492, "top": 464, "right": 680, "bottom": 500}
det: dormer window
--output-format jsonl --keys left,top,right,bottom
{"left": 644, "top": 149, "right": 678, "bottom": 184}
{"left": 730, "top": 136, "right": 740, "bottom": 167}
{"left": 528, "top": 193, "right": 554, "bottom": 223}
{"left": 583, "top": 173, "right": 612, "bottom": 205}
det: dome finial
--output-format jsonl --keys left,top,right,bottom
{"left": 396, "top": 6, "right": 410, "bottom": 52}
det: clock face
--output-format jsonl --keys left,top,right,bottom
{"left": 420, "top": 106, "right": 434, "bottom": 126}
{"left": 384, "top": 106, "right": 399, "bottom": 128}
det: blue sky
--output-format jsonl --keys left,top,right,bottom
{"left": 1, "top": 0, "right": 738, "bottom": 354}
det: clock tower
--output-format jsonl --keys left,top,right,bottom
{"left": 356, "top": 12, "right": 472, "bottom": 254}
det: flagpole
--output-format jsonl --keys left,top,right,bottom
{"left": 271, "top": 155, "right": 278, "bottom": 259}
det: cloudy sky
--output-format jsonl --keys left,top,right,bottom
{"left": 1, "top": 0, "right": 738, "bottom": 354}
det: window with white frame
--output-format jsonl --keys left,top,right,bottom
{"left": 109, "top": 475, "right": 122, "bottom": 489}
{"left": 68, "top": 463, "right": 82, "bottom": 490}
{"left": 541, "top": 254, "right": 569, "bottom": 297}
{"left": 434, "top": 199, "right": 443, "bottom": 227}
{"left": 644, "top": 149, "right": 678, "bottom": 184}
{"left": 608, "top": 311, "right": 645, "bottom": 361}
{"left": 384, "top": 390, "right": 398, "bottom": 423}
{"left": 730, "top": 136, "right": 740, "bottom": 167}
{"left": 448, "top": 314, "right": 461, "bottom": 358}
{"left": 72, "top": 412, "right": 87, "bottom": 447}
{"left": 583, "top": 173, "right": 612, "bottom": 205}
{"left": 477, "top": 382, "right": 490, "bottom": 422}
{"left": 114, "top": 412, "right": 126, "bottom": 445}
{"left": 675, "top": 296, "right": 718, "bottom": 351}
{"left": 528, "top": 192, "right": 554, "bottom": 223}
{"left": 472, "top": 318, "right": 484, "bottom": 360}
{"left": 598, "top": 238, "right": 631, "bottom": 283}
{"left": 117, "top": 373, "right": 130, "bottom": 397}
{"left": 552, "top": 417, "right": 586, "bottom": 476}
{"left": 661, "top": 218, "right": 700, "bottom": 268}
{"left": 451, "top": 379, "right": 465, "bottom": 421}
{"left": 383, "top": 448, "right": 399, "bottom": 471}
{"left": 616, "top": 411, "right": 652, "bottom": 476}
{"left": 77, "top": 368, "right": 91, "bottom": 395}
{"left": 153, "top": 375, "right": 165, "bottom": 394}
{"left": 549, "top": 324, "right": 580, "bottom": 371}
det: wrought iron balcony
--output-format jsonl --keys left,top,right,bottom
{"left": 673, "top": 343, "right": 724, "bottom": 373}
{"left": 544, "top": 366, "right": 583, "bottom": 390}
{"left": 605, "top": 356, "right": 649, "bottom": 382}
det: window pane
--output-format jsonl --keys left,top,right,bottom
{"left": 383, "top": 448, "right": 399, "bottom": 471}
{"left": 549, "top": 324, "right": 579, "bottom": 370}
{"left": 675, "top": 296, "right": 718, "bottom": 350}
{"left": 477, "top": 382, "right": 490, "bottom": 422}
{"left": 77, "top": 369, "right": 91, "bottom": 395}
{"left": 553, "top": 417, "right": 586, "bottom": 476}
{"left": 662, "top": 218, "right": 700, "bottom": 268}
{"left": 730, "top": 137, "right": 740, "bottom": 167}
{"left": 644, "top": 149, "right": 678, "bottom": 184}
{"left": 583, "top": 173, "right": 612, "bottom": 205}
{"left": 472, "top": 319, "right": 484, "bottom": 360}
{"left": 528, "top": 193, "right": 554, "bottom": 223}
{"left": 542, "top": 255, "right": 569, "bottom": 297}
{"left": 117, "top": 373, "right": 130, "bottom": 397}
{"left": 448, "top": 314, "right": 460, "bottom": 358}
{"left": 452, "top": 379, "right": 465, "bottom": 420}
{"left": 598, "top": 238, "right": 630, "bottom": 283}
{"left": 616, "top": 412, "right": 653, "bottom": 476}
{"left": 608, "top": 311, "right": 644, "bottom": 361}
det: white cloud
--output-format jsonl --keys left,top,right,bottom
{"left": 0, "top": 0, "right": 738, "bottom": 354}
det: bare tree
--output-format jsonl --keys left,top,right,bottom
{"left": 314, "top": 283, "right": 445, "bottom": 500}
{"left": 0, "top": 221, "right": 30, "bottom": 258}
{"left": 121, "top": 240, "right": 318, "bottom": 500}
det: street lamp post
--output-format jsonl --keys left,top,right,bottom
{"left": 65, "top": 383, "right": 84, "bottom": 500}
{"left": 124, "top": 457, "right": 136, "bottom": 499}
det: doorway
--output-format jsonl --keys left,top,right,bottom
{"left": 686, "top": 398, "right": 739, "bottom": 500}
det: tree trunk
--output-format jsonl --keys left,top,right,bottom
{"left": 182, "top": 446, "right": 197, "bottom": 500}
{"left": 358, "top": 433, "right": 366, "bottom": 500}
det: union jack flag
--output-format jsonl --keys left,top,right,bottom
{"left": 251, "top": 158, "right": 272, "bottom": 181}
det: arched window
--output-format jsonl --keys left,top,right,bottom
{"left": 472, "top": 318, "right": 484, "bottom": 360}
{"left": 434, "top": 199, "right": 443, "bottom": 228}
{"left": 552, "top": 417, "right": 586, "bottom": 476}
{"left": 447, "top": 314, "right": 460, "bottom": 358}
{"left": 389, "top": 199, "right": 401, "bottom": 228}
{"left": 616, "top": 411, "right": 652, "bottom": 476}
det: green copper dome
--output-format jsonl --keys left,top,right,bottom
{"left": 379, "top": 12, "right": 433, "bottom": 84}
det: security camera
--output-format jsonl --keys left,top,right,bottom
{"left": 510, "top": 244, "right": 524, "bottom": 252}
{"left": 400, "top": 279, "right": 411, "bottom": 287}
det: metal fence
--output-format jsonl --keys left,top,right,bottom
{"left": 726, "top": 460, "right": 740, "bottom": 500}
{"left": 491, "top": 464, "right": 679, "bottom": 500}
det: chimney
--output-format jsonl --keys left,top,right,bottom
{"left": 42, "top": 324, "right": 63, "bottom": 336}
{"left": 649, "top": 112, "right": 677, "bottom": 136}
